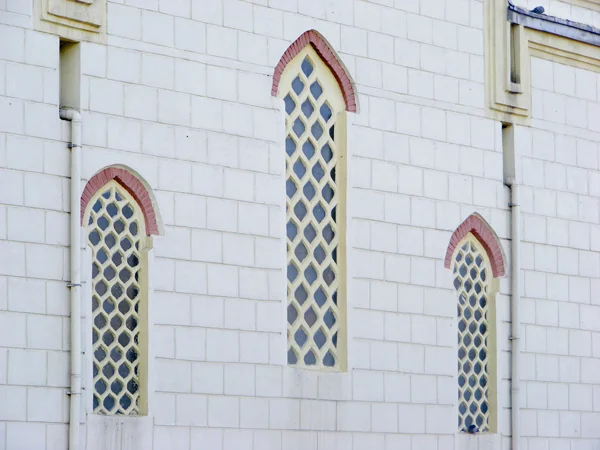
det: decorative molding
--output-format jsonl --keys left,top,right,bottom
{"left": 508, "top": 3, "right": 600, "bottom": 47}
{"left": 271, "top": 29, "right": 358, "bottom": 113}
{"left": 484, "top": 0, "right": 531, "bottom": 124}
{"left": 81, "top": 167, "right": 161, "bottom": 236}
{"left": 34, "top": 0, "right": 107, "bottom": 43}
{"left": 485, "top": 0, "right": 600, "bottom": 124}
{"left": 444, "top": 214, "right": 506, "bottom": 278}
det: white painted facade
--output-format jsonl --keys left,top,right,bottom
{"left": 0, "top": 0, "right": 599, "bottom": 449}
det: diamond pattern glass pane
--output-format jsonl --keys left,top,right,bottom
{"left": 454, "top": 239, "right": 490, "bottom": 432}
{"left": 284, "top": 54, "right": 342, "bottom": 370}
{"left": 89, "top": 183, "right": 142, "bottom": 415}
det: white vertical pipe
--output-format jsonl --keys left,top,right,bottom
{"left": 61, "top": 108, "right": 82, "bottom": 450}
{"left": 507, "top": 178, "right": 520, "bottom": 450}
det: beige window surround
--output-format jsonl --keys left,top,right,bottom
{"left": 34, "top": 0, "right": 107, "bottom": 43}
{"left": 485, "top": 0, "right": 600, "bottom": 124}
{"left": 279, "top": 46, "right": 348, "bottom": 372}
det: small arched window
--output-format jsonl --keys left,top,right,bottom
{"left": 273, "top": 31, "right": 356, "bottom": 370}
{"left": 446, "top": 214, "right": 505, "bottom": 433}
{"left": 82, "top": 167, "right": 161, "bottom": 415}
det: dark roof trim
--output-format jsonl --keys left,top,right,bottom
{"left": 508, "top": 1, "right": 600, "bottom": 47}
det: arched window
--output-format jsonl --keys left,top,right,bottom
{"left": 273, "top": 31, "right": 356, "bottom": 370}
{"left": 82, "top": 167, "right": 161, "bottom": 415}
{"left": 445, "top": 214, "right": 505, "bottom": 433}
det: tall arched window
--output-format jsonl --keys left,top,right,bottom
{"left": 82, "top": 167, "right": 161, "bottom": 415}
{"left": 273, "top": 31, "right": 356, "bottom": 370}
{"left": 445, "top": 214, "right": 505, "bottom": 433}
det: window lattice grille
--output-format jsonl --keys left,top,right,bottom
{"left": 454, "top": 240, "right": 490, "bottom": 432}
{"left": 88, "top": 183, "right": 142, "bottom": 415}
{"left": 284, "top": 54, "right": 341, "bottom": 369}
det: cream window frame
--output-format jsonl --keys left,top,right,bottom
{"left": 278, "top": 45, "right": 348, "bottom": 372}
{"left": 82, "top": 180, "right": 151, "bottom": 416}
{"left": 451, "top": 234, "right": 500, "bottom": 435}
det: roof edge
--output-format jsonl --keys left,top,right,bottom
{"left": 508, "top": 1, "right": 600, "bottom": 47}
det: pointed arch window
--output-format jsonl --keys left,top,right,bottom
{"left": 274, "top": 31, "right": 356, "bottom": 370}
{"left": 445, "top": 215, "right": 505, "bottom": 433}
{"left": 82, "top": 167, "right": 161, "bottom": 415}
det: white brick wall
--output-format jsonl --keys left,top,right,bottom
{"left": 511, "top": 55, "right": 600, "bottom": 449}
{"left": 1, "top": 0, "right": 600, "bottom": 448}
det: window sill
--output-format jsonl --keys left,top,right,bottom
{"left": 455, "top": 432, "right": 502, "bottom": 450}
{"left": 86, "top": 414, "right": 153, "bottom": 450}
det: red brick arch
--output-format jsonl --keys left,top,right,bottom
{"left": 444, "top": 214, "right": 506, "bottom": 278}
{"left": 81, "top": 167, "right": 160, "bottom": 236}
{"left": 271, "top": 30, "right": 357, "bottom": 113}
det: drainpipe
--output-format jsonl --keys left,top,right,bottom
{"left": 506, "top": 178, "right": 520, "bottom": 450}
{"left": 60, "top": 108, "right": 82, "bottom": 450}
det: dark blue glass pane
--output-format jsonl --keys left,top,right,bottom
{"left": 294, "top": 328, "right": 307, "bottom": 346}
{"left": 287, "top": 304, "right": 298, "bottom": 324}
{"left": 286, "top": 179, "right": 297, "bottom": 198}
{"left": 301, "top": 58, "right": 313, "bottom": 77}
{"left": 89, "top": 231, "right": 100, "bottom": 245}
{"left": 324, "top": 309, "right": 336, "bottom": 328}
{"left": 304, "top": 266, "right": 317, "bottom": 285}
{"left": 286, "top": 136, "right": 296, "bottom": 156}
{"left": 288, "top": 349, "right": 298, "bottom": 364}
{"left": 294, "top": 202, "right": 307, "bottom": 221}
{"left": 314, "top": 203, "right": 325, "bottom": 222}
{"left": 293, "top": 160, "right": 306, "bottom": 178}
{"left": 310, "top": 81, "right": 322, "bottom": 99}
{"left": 287, "top": 264, "right": 298, "bottom": 283}
{"left": 323, "top": 224, "right": 335, "bottom": 244}
{"left": 103, "top": 395, "right": 115, "bottom": 411}
{"left": 304, "top": 224, "right": 317, "bottom": 242}
{"left": 284, "top": 94, "right": 296, "bottom": 115}
{"left": 295, "top": 285, "right": 308, "bottom": 304}
{"left": 120, "top": 395, "right": 132, "bottom": 410}
{"left": 321, "top": 144, "right": 333, "bottom": 162}
{"left": 304, "top": 306, "right": 317, "bottom": 325}
{"left": 311, "top": 122, "right": 323, "bottom": 140}
{"left": 312, "top": 163, "right": 325, "bottom": 181}
{"left": 304, "top": 350, "right": 316, "bottom": 365}
{"left": 294, "top": 242, "right": 308, "bottom": 261}
{"left": 292, "top": 76, "right": 304, "bottom": 95}
{"left": 303, "top": 182, "right": 316, "bottom": 200}
{"left": 302, "top": 140, "right": 315, "bottom": 159}
{"left": 123, "top": 205, "right": 133, "bottom": 219}
{"left": 114, "top": 219, "right": 125, "bottom": 234}
{"left": 322, "top": 184, "right": 334, "bottom": 203}
{"left": 287, "top": 221, "right": 298, "bottom": 240}
{"left": 293, "top": 118, "right": 305, "bottom": 137}
{"left": 315, "top": 287, "right": 327, "bottom": 306}
{"left": 323, "top": 351, "right": 335, "bottom": 367}
{"left": 314, "top": 329, "right": 326, "bottom": 349}
{"left": 301, "top": 100, "right": 314, "bottom": 117}
{"left": 320, "top": 103, "right": 332, "bottom": 121}
{"left": 98, "top": 216, "right": 109, "bottom": 230}
{"left": 323, "top": 266, "right": 335, "bottom": 285}
{"left": 314, "top": 245, "right": 326, "bottom": 264}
